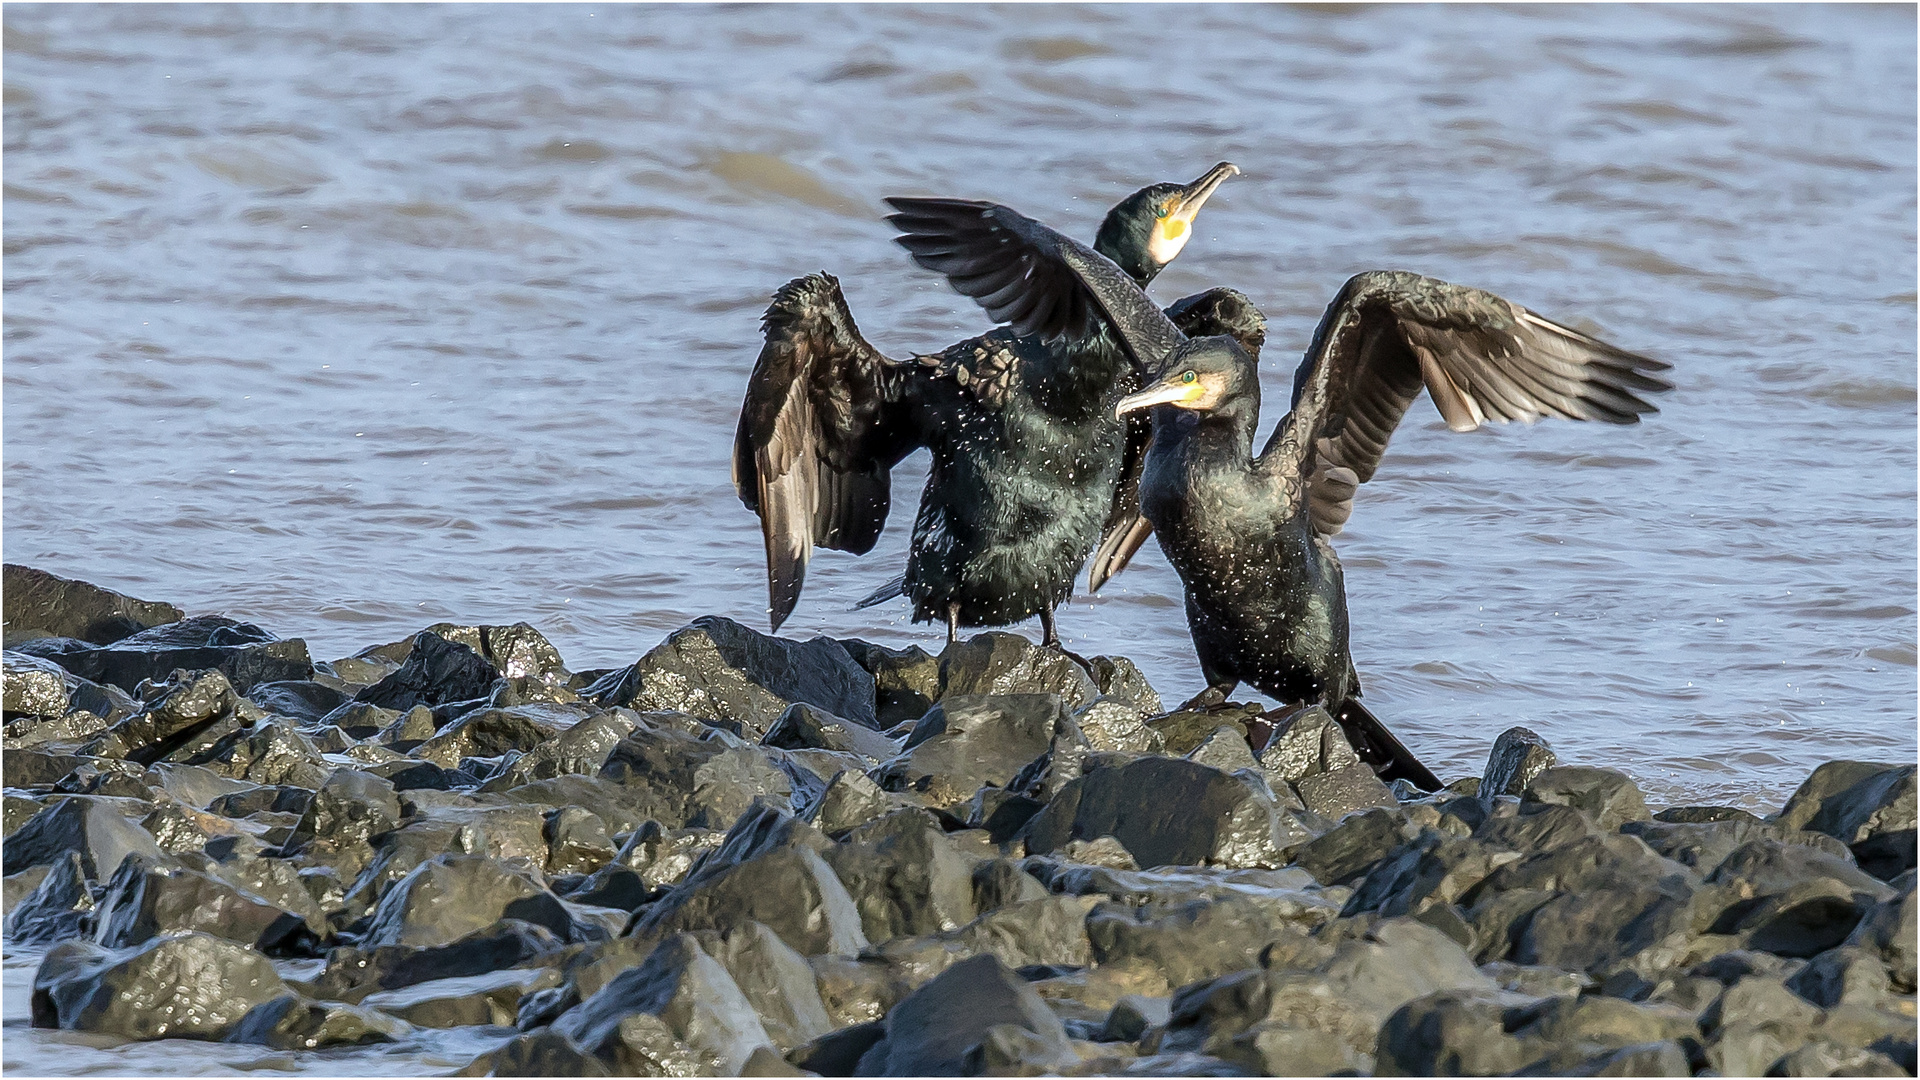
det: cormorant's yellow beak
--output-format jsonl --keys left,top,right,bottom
{"left": 1116, "top": 377, "right": 1206, "bottom": 417}
{"left": 1149, "top": 162, "right": 1239, "bottom": 264}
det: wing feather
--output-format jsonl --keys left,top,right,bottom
{"left": 1262, "top": 270, "right": 1671, "bottom": 536}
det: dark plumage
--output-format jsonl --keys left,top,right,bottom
{"left": 885, "top": 201, "right": 1673, "bottom": 790}
{"left": 732, "top": 163, "right": 1239, "bottom": 644}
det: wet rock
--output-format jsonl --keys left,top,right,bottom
{"left": 691, "top": 921, "right": 835, "bottom": 1053}
{"left": 32, "top": 931, "right": 289, "bottom": 1040}
{"left": 1084, "top": 655, "right": 1162, "bottom": 716}
{"left": 1726, "top": 880, "right": 1879, "bottom": 958}
{"left": 823, "top": 809, "right": 977, "bottom": 944}
{"left": 1845, "top": 886, "right": 1916, "bottom": 992}
{"left": 841, "top": 639, "right": 942, "bottom": 728}
{"left": 1255, "top": 704, "right": 1361, "bottom": 783}
{"left": 245, "top": 679, "right": 354, "bottom": 724}
{"left": 360, "top": 853, "right": 606, "bottom": 949}
{"left": 375, "top": 703, "right": 439, "bottom": 747}
{"left": 1778, "top": 762, "right": 1917, "bottom": 881}
{"left": 1787, "top": 945, "right": 1892, "bottom": 1008}
{"left": 1505, "top": 994, "right": 1699, "bottom": 1071}
{"left": 1100, "top": 994, "right": 1172, "bottom": 1043}
{"left": 4, "top": 709, "right": 116, "bottom": 751}
{"left": 636, "top": 842, "right": 867, "bottom": 957}
{"left": 1548, "top": 1039, "right": 1693, "bottom": 1076}
{"left": 2, "top": 650, "right": 71, "bottom": 717}
{"left": 764, "top": 702, "right": 901, "bottom": 762}
{"left": 55, "top": 756, "right": 154, "bottom": 798}
{"left": 1769, "top": 1040, "right": 1908, "bottom": 1077}
{"left": 546, "top": 807, "right": 618, "bottom": 876}
{"left": 3, "top": 793, "right": 168, "bottom": 879}
{"left": 938, "top": 632, "right": 1099, "bottom": 709}
{"left": 5, "top": 851, "right": 95, "bottom": 945}
{"left": 876, "top": 693, "right": 1081, "bottom": 810}
{"left": 552, "top": 933, "right": 773, "bottom": 1074}
{"left": 287, "top": 768, "right": 402, "bottom": 853}
{"left": 92, "top": 854, "right": 315, "bottom": 953}
{"left": 1295, "top": 763, "right": 1398, "bottom": 821}
{"left": 1032, "top": 861, "right": 1327, "bottom": 912}
{"left": 1288, "top": 806, "right": 1410, "bottom": 886}
{"left": 864, "top": 894, "right": 1099, "bottom": 989}
{"left": 597, "top": 722, "right": 793, "bottom": 829}
{"left": 973, "top": 858, "right": 1049, "bottom": 913}
{"left": 3, "top": 565, "right": 182, "bottom": 644}
{"left": 414, "top": 704, "right": 576, "bottom": 768}
{"left": 1088, "top": 894, "right": 1329, "bottom": 989}
{"left": 1073, "top": 697, "right": 1165, "bottom": 754}
{"left": 1701, "top": 976, "right": 1825, "bottom": 1075}
{"left": 189, "top": 717, "right": 331, "bottom": 789}
{"left": 1708, "top": 837, "right": 1888, "bottom": 902}
{"left": 1481, "top": 726, "right": 1556, "bottom": 799}
{"left": 305, "top": 918, "right": 565, "bottom": 1004}
{"left": 1374, "top": 988, "right": 1531, "bottom": 1076}
{"left": 1340, "top": 831, "right": 1509, "bottom": 919}
{"left": 418, "top": 621, "right": 571, "bottom": 685}
{"left": 480, "top": 708, "right": 639, "bottom": 788}
{"left": 140, "top": 801, "right": 245, "bottom": 855}
{"left": 208, "top": 784, "right": 312, "bottom": 818}
{"left": 14, "top": 615, "right": 313, "bottom": 695}
{"left": 80, "top": 668, "right": 243, "bottom": 764}
{"left": 3, "top": 747, "right": 87, "bottom": 788}
{"left": 1621, "top": 815, "right": 1836, "bottom": 872}
{"left": 855, "top": 953, "right": 1072, "bottom": 1076}
{"left": 1025, "top": 756, "right": 1311, "bottom": 870}
{"left": 356, "top": 630, "right": 500, "bottom": 712}
{"left": 456, "top": 1028, "right": 612, "bottom": 1076}
{"left": 360, "top": 966, "right": 562, "bottom": 1027}
{"left": 789, "top": 1019, "right": 887, "bottom": 1076}
{"left": 585, "top": 616, "right": 877, "bottom": 737}
{"left": 228, "top": 993, "right": 410, "bottom": 1049}
{"left": 1521, "top": 766, "right": 1651, "bottom": 830}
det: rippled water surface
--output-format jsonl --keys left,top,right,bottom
{"left": 2, "top": 10, "right": 1914, "bottom": 1060}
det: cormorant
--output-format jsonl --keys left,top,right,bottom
{"left": 872, "top": 201, "right": 1672, "bottom": 790}
{"left": 733, "top": 162, "right": 1241, "bottom": 646}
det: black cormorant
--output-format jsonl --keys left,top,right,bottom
{"left": 733, "top": 163, "right": 1241, "bottom": 645}
{"left": 873, "top": 201, "right": 1672, "bottom": 789}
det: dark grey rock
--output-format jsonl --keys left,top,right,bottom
{"left": 80, "top": 668, "right": 244, "bottom": 765}
{"left": 2, "top": 650, "right": 71, "bottom": 718}
{"left": 840, "top": 639, "right": 942, "bottom": 728}
{"left": 972, "top": 858, "right": 1048, "bottom": 913}
{"left": 937, "top": 632, "right": 1099, "bottom": 711}
{"left": 14, "top": 615, "right": 312, "bottom": 695}
{"left": 1521, "top": 766, "right": 1650, "bottom": 830}
{"left": 3, "top": 794, "right": 168, "bottom": 879}
{"left": 855, "top": 953, "right": 1072, "bottom": 1076}
{"left": 691, "top": 921, "right": 835, "bottom": 1053}
{"left": 227, "top": 993, "right": 409, "bottom": 1049}
{"left": 208, "top": 784, "right": 312, "bottom": 818}
{"left": 1294, "top": 763, "right": 1398, "bottom": 821}
{"left": 584, "top": 616, "right": 876, "bottom": 738}
{"left": 186, "top": 717, "right": 331, "bottom": 789}
{"left": 375, "top": 704, "right": 438, "bottom": 747}
{"left": 413, "top": 704, "right": 576, "bottom": 769}
{"left": 3, "top": 863, "right": 53, "bottom": 914}
{"left": 1476, "top": 803, "right": 1604, "bottom": 853}
{"left": 789, "top": 1019, "right": 887, "bottom": 1076}
{"left": 597, "top": 722, "right": 793, "bottom": 829}
{"left": 863, "top": 893, "right": 1098, "bottom": 992}
{"left": 1342, "top": 831, "right": 1510, "bottom": 920}
{"left": 360, "top": 853, "right": 603, "bottom": 949}
{"left": 823, "top": 809, "right": 977, "bottom": 944}
{"left": 877, "top": 693, "right": 1080, "bottom": 810}
{"left": 32, "top": 931, "right": 289, "bottom": 1039}
{"left": 287, "top": 768, "right": 402, "bottom": 852}
{"left": 764, "top": 702, "right": 901, "bottom": 762}
{"left": 1845, "top": 885, "right": 1915, "bottom": 992}
{"left": 1084, "top": 654, "right": 1163, "bottom": 717}
{"left": 1101, "top": 994, "right": 1171, "bottom": 1043}
{"left": 92, "top": 854, "right": 315, "bottom": 953}
{"left": 1375, "top": 988, "right": 1531, "bottom": 1076}
{"left": 1481, "top": 726, "right": 1556, "bottom": 799}
{"left": 479, "top": 708, "right": 638, "bottom": 789}
{"left": 1025, "top": 756, "right": 1311, "bottom": 870}
{"left": 454, "top": 1028, "right": 611, "bottom": 1076}
{"left": 1073, "top": 697, "right": 1165, "bottom": 754}
{"left": 3, "top": 565, "right": 182, "bottom": 645}
{"left": 5, "top": 851, "right": 95, "bottom": 945}
{"left": 1088, "top": 894, "right": 1329, "bottom": 989}
{"left": 1709, "top": 838, "right": 1893, "bottom": 903}
{"left": 306, "top": 918, "right": 565, "bottom": 1004}
{"left": 1255, "top": 704, "right": 1361, "bottom": 783}
{"left": 1768, "top": 1040, "right": 1908, "bottom": 1077}
{"left": 1787, "top": 945, "right": 1892, "bottom": 1008}
{"left": 545, "top": 806, "right": 617, "bottom": 876}
{"left": 552, "top": 933, "right": 772, "bottom": 1074}
{"left": 1780, "top": 763, "right": 1916, "bottom": 881}
{"left": 418, "top": 621, "right": 571, "bottom": 685}
{"left": 358, "top": 966, "right": 561, "bottom": 1028}
{"left": 245, "top": 679, "right": 353, "bottom": 724}
{"left": 636, "top": 842, "right": 867, "bottom": 957}
{"left": 4, "top": 709, "right": 115, "bottom": 751}
{"left": 1723, "top": 880, "right": 1878, "bottom": 958}
{"left": 357, "top": 630, "right": 500, "bottom": 712}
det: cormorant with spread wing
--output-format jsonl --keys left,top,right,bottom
{"left": 879, "top": 200, "right": 1671, "bottom": 790}
{"left": 733, "top": 163, "right": 1244, "bottom": 645}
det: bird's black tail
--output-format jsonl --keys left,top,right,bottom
{"left": 852, "top": 574, "right": 906, "bottom": 610}
{"left": 1334, "top": 697, "right": 1443, "bottom": 792}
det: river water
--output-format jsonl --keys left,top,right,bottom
{"left": 2, "top": 5, "right": 1915, "bottom": 1068}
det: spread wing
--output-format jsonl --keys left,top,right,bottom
{"left": 1090, "top": 288, "right": 1272, "bottom": 592}
{"left": 733, "top": 273, "right": 922, "bottom": 631}
{"left": 1260, "top": 270, "right": 1673, "bottom": 536}
{"left": 883, "top": 197, "right": 1185, "bottom": 375}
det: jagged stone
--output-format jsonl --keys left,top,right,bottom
{"left": 5, "top": 851, "right": 95, "bottom": 945}
{"left": 546, "top": 807, "right": 618, "bottom": 876}
{"left": 360, "top": 853, "right": 606, "bottom": 949}
{"left": 3, "top": 794, "right": 167, "bottom": 880}
{"left": 690, "top": 921, "right": 835, "bottom": 1053}
{"left": 763, "top": 702, "right": 901, "bottom": 762}
{"left": 3, "top": 650, "right": 71, "bottom": 718}
{"left": 92, "top": 854, "right": 314, "bottom": 953}
{"left": 1084, "top": 655, "right": 1162, "bottom": 717}
{"left": 245, "top": 679, "right": 354, "bottom": 724}
{"left": 413, "top": 703, "right": 577, "bottom": 768}
{"left": 80, "top": 668, "right": 244, "bottom": 765}
{"left": 305, "top": 919, "right": 565, "bottom": 1004}
{"left": 596, "top": 722, "right": 793, "bottom": 829}
{"left": 1374, "top": 988, "right": 1532, "bottom": 1076}
{"left": 636, "top": 842, "right": 867, "bottom": 958}
{"left": 584, "top": 616, "right": 876, "bottom": 738}
{"left": 1844, "top": 885, "right": 1916, "bottom": 992}
{"left": 1256, "top": 704, "right": 1362, "bottom": 783}
{"left": 823, "top": 808, "right": 977, "bottom": 944}
{"left": 480, "top": 708, "right": 639, "bottom": 788}
{"left": 287, "top": 768, "right": 402, "bottom": 852}
{"left": 876, "top": 693, "right": 1082, "bottom": 810}
{"left": 551, "top": 933, "right": 773, "bottom": 1074}
{"left": 1521, "top": 767, "right": 1651, "bottom": 830}
{"left": 1025, "top": 756, "right": 1311, "bottom": 870}
{"left": 1776, "top": 763, "right": 1917, "bottom": 881}
{"left": 359, "top": 966, "right": 562, "bottom": 1028}
{"left": 1073, "top": 697, "right": 1165, "bottom": 754}
{"left": 1294, "top": 763, "right": 1398, "bottom": 821}
{"left": 3, "top": 565, "right": 182, "bottom": 644}
{"left": 1289, "top": 806, "right": 1409, "bottom": 886}
{"left": 938, "top": 632, "right": 1099, "bottom": 711}
{"left": 32, "top": 932, "right": 289, "bottom": 1040}
{"left": 188, "top": 718, "right": 331, "bottom": 789}
{"left": 855, "top": 954, "right": 1072, "bottom": 1076}
{"left": 13, "top": 615, "right": 312, "bottom": 694}
{"left": 1088, "top": 893, "right": 1330, "bottom": 989}
{"left": 1481, "top": 726, "right": 1556, "bottom": 799}
{"left": 356, "top": 630, "right": 500, "bottom": 712}
{"left": 227, "top": 993, "right": 410, "bottom": 1049}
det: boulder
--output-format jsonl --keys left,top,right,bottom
{"left": 2, "top": 650, "right": 71, "bottom": 718}
{"left": 690, "top": 921, "right": 835, "bottom": 1053}
{"left": 1088, "top": 894, "right": 1330, "bottom": 989}
{"left": 876, "top": 694, "right": 1082, "bottom": 810}
{"left": 32, "top": 932, "right": 289, "bottom": 1040}
{"left": 1288, "top": 806, "right": 1409, "bottom": 886}
{"left": 483, "top": 708, "right": 638, "bottom": 788}
{"left": 823, "top": 809, "right": 978, "bottom": 944}
{"left": 1480, "top": 726, "right": 1556, "bottom": 799}
{"left": 597, "top": 723, "right": 793, "bottom": 829}
{"left": 227, "top": 993, "right": 410, "bottom": 1049}
{"left": 244, "top": 679, "right": 354, "bottom": 724}
{"left": 414, "top": 704, "right": 577, "bottom": 768}
{"left": 359, "top": 966, "right": 562, "bottom": 1027}
{"left": 1294, "top": 764, "right": 1398, "bottom": 821}
{"left": 584, "top": 616, "right": 877, "bottom": 737}
{"left": 1084, "top": 655, "right": 1163, "bottom": 716}
{"left": 2, "top": 564, "right": 181, "bottom": 645}
{"left": 13, "top": 615, "right": 312, "bottom": 694}
{"left": 1072, "top": 697, "right": 1165, "bottom": 754}
{"left": 1024, "top": 756, "right": 1311, "bottom": 870}
{"left": 5, "top": 851, "right": 95, "bottom": 945}
{"left": 1374, "top": 989, "right": 1531, "bottom": 1076}
{"left": 1521, "top": 767, "right": 1651, "bottom": 830}
{"left": 92, "top": 854, "right": 315, "bottom": 953}
{"left": 80, "top": 669, "right": 244, "bottom": 765}
{"left": 420, "top": 621, "right": 571, "bottom": 685}
{"left": 854, "top": 954, "right": 1073, "bottom": 1076}
{"left": 286, "top": 768, "right": 402, "bottom": 853}
{"left": 552, "top": 933, "right": 773, "bottom": 1074}
{"left": 546, "top": 807, "right": 618, "bottom": 876}
{"left": 3, "top": 794, "right": 168, "bottom": 880}
{"left": 359, "top": 853, "right": 604, "bottom": 949}
{"left": 356, "top": 630, "right": 500, "bottom": 711}
{"left": 1256, "top": 704, "right": 1362, "bottom": 783}
{"left": 186, "top": 718, "right": 331, "bottom": 789}
{"left": 840, "top": 639, "right": 942, "bottom": 729}
{"left": 1777, "top": 763, "right": 1916, "bottom": 881}
{"left": 634, "top": 843, "right": 867, "bottom": 958}
{"left": 1845, "top": 886, "right": 1916, "bottom": 992}
{"left": 937, "top": 632, "right": 1099, "bottom": 711}
{"left": 304, "top": 918, "right": 565, "bottom": 1004}
{"left": 763, "top": 703, "right": 901, "bottom": 762}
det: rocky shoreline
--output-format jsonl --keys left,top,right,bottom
{"left": 2, "top": 563, "right": 1913, "bottom": 1077}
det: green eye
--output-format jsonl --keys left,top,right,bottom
{"left": 1182, "top": 371, "right": 1197, "bottom": 384}
{"left": 1154, "top": 205, "right": 1170, "bottom": 219}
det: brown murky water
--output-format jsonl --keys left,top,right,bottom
{"left": 3, "top": 4, "right": 1915, "bottom": 1070}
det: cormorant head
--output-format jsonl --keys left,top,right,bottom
{"left": 1095, "top": 162, "right": 1239, "bottom": 287}
{"left": 1114, "top": 336, "right": 1257, "bottom": 418}
{"left": 1165, "top": 287, "right": 1268, "bottom": 362}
